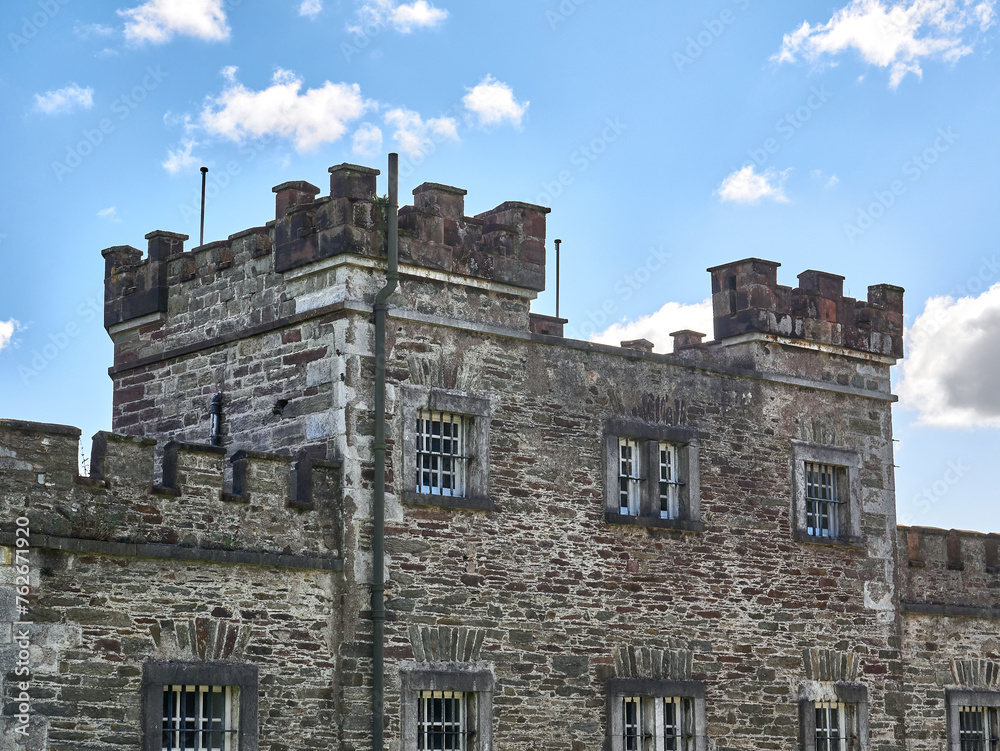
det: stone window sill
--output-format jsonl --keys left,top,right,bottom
{"left": 403, "top": 490, "right": 493, "bottom": 512}
{"left": 792, "top": 529, "right": 865, "bottom": 547}
{"left": 604, "top": 511, "right": 704, "bottom": 533}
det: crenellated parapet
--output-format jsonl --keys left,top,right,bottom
{"left": 898, "top": 526, "right": 1000, "bottom": 617}
{"left": 0, "top": 419, "right": 341, "bottom": 563}
{"left": 707, "top": 258, "right": 904, "bottom": 359}
{"left": 102, "top": 163, "right": 549, "bottom": 330}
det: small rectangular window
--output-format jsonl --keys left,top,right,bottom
{"left": 621, "top": 696, "right": 695, "bottom": 751}
{"left": 417, "top": 690, "right": 472, "bottom": 751}
{"left": 605, "top": 422, "right": 701, "bottom": 531}
{"left": 958, "top": 706, "right": 1000, "bottom": 751}
{"left": 417, "top": 411, "right": 467, "bottom": 498}
{"left": 814, "top": 701, "right": 851, "bottom": 751}
{"left": 805, "top": 462, "right": 841, "bottom": 538}
{"left": 619, "top": 437, "right": 641, "bottom": 515}
{"left": 161, "top": 685, "right": 238, "bottom": 751}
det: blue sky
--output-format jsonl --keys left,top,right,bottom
{"left": 1, "top": 0, "right": 998, "bottom": 532}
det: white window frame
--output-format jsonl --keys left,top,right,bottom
{"left": 605, "top": 419, "right": 702, "bottom": 531}
{"left": 791, "top": 442, "right": 862, "bottom": 544}
{"left": 142, "top": 662, "right": 258, "bottom": 751}
{"left": 402, "top": 387, "right": 492, "bottom": 511}
{"left": 401, "top": 669, "right": 493, "bottom": 751}
{"left": 608, "top": 679, "right": 706, "bottom": 751}
{"left": 799, "top": 684, "right": 868, "bottom": 751}
{"left": 161, "top": 684, "right": 238, "bottom": 751}
{"left": 417, "top": 410, "right": 468, "bottom": 498}
{"left": 620, "top": 695, "right": 696, "bottom": 751}
{"left": 416, "top": 690, "right": 473, "bottom": 751}
{"left": 618, "top": 437, "right": 642, "bottom": 516}
{"left": 948, "top": 690, "right": 1000, "bottom": 751}
{"left": 658, "top": 442, "right": 680, "bottom": 520}
{"left": 805, "top": 462, "right": 841, "bottom": 538}
{"left": 813, "top": 701, "right": 852, "bottom": 751}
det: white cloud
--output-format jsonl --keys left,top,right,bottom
{"left": 200, "top": 69, "right": 373, "bottom": 152}
{"left": 220, "top": 65, "right": 238, "bottom": 83}
{"left": 0, "top": 320, "right": 17, "bottom": 352}
{"left": 716, "top": 165, "right": 790, "bottom": 203}
{"left": 300, "top": 0, "right": 323, "bottom": 17}
{"left": 384, "top": 107, "right": 459, "bottom": 157}
{"left": 590, "top": 300, "right": 714, "bottom": 353}
{"left": 74, "top": 21, "right": 116, "bottom": 39}
{"left": 119, "top": 0, "right": 230, "bottom": 44}
{"left": 97, "top": 206, "right": 121, "bottom": 222}
{"left": 34, "top": 84, "right": 94, "bottom": 115}
{"left": 351, "top": 0, "right": 448, "bottom": 33}
{"left": 773, "top": 0, "right": 996, "bottom": 88}
{"left": 162, "top": 139, "right": 200, "bottom": 174}
{"left": 462, "top": 75, "right": 529, "bottom": 129}
{"left": 811, "top": 169, "right": 841, "bottom": 188}
{"left": 898, "top": 284, "right": 1000, "bottom": 427}
{"left": 352, "top": 123, "right": 383, "bottom": 156}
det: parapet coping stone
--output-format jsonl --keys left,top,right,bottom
{"left": 414, "top": 182, "right": 467, "bottom": 196}
{"left": 272, "top": 180, "right": 320, "bottom": 194}
{"left": 0, "top": 419, "right": 81, "bottom": 437}
{"left": 329, "top": 163, "right": 380, "bottom": 175}
{"left": 228, "top": 225, "right": 269, "bottom": 241}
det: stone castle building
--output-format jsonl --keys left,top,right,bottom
{"left": 2, "top": 161, "right": 999, "bottom": 750}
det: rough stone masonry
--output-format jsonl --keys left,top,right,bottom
{"left": 1, "top": 161, "right": 998, "bottom": 750}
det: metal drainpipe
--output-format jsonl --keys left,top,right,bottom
{"left": 372, "top": 152, "right": 398, "bottom": 751}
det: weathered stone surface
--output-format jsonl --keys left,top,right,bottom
{"left": 3, "top": 163, "right": 996, "bottom": 750}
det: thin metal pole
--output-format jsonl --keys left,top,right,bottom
{"left": 555, "top": 238, "right": 562, "bottom": 318}
{"left": 199, "top": 167, "right": 208, "bottom": 246}
{"left": 372, "top": 153, "right": 398, "bottom": 751}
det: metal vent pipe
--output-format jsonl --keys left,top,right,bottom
{"left": 371, "top": 152, "right": 398, "bottom": 751}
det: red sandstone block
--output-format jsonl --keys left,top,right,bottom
{"left": 283, "top": 347, "right": 328, "bottom": 366}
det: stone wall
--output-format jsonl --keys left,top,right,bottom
{"left": 0, "top": 419, "right": 343, "bottom": 750}
{"left": 5, "top": 161, "right": 1000, "bottom": 750}
{"left": 338, "top": 312, "right": 907, "bottom": 750}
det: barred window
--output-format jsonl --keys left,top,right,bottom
{"left": 417, "top": 411, "right": 467, "bottom": 498}
{"left": 604, "top": 421, "right": 701, "bottom": 531}
{"left": 958, "top": 706, "right": 1000, "bottom": 751}
{"left": 801, "top": 691, "right": 867, "bottom": 751}
{"left": 402, "top": 669, "right": 492, "bottom": 751}
{"left": 619, "top": 438, "right": 641, "bottom": 515}
{"left": 814, "top": 702, "right": 855, "bottom": 751}
{"left": 792, "top": 443, "right": 861, "bottom": 545}
{"left": 162, "top": 685, "right": 238, "bottom": 751}
{"left": 805, "top": 462, "right": 841, "bottom": 538}
{"left": 658, "top": 443, "right": 680, "bottom": 520}
{"left": 417, "top": 691, "right": 473, "bottom": 751}
{"left": 618, "top": 439, "right": 683, "bottom": 520}
{"left": 619, "top": 695, "right": 698, "bottom": 751}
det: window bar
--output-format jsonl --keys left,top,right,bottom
{"left": 623, "top": 697, "right": 642, "bottom": 751}
{"left": 806, "top": 463, "right": 841, "bottom": 537}
{"left": 619, "top": 438, "right": 641, "bottom": 515}
{"left": 659, "top": 443, "right": 680, "bottom": 520}
{"left": 663, "top": 696, "right": 680, "bottom": 751}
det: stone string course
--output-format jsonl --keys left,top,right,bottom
{"left": 1, "top": 162, "right": 998, "bottom": 750}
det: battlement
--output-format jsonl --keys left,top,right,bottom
{"left": 0, "top": 419, "right": 341, "bottom": 561}
{"left": 102, "top": 163, "right": 550, "bottom": 329}
{"left": 707, "top": 258, "right": 904, "bottom": 359}
{"left": 897, "top": 526, "right": 1000, "bottom": 616}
